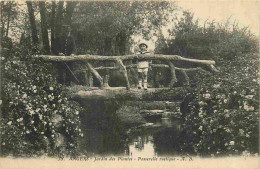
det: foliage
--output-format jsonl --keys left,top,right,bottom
{"left": 180, "top": 55, "right": 259, "bottom": 156}
{"left": 0, "top": 44, "right": 83, "bottom": 157}
{"left": 155, "top": 11, "right": 259, "bottom": 156}
{"left": 155, "top": 11, "right": 258, "bottom": 61}
{"left": 0, "top": 1, "right": 18, "bottom": 38}
{"left": 72, "top": 1, "right": 175, "bottom": 55}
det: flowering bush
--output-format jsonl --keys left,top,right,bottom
{"left": 155, "top": 10, "right": 259, "bottom": 156}
{"left": 180, "top": 53, "right": 259, "bottom": 156}
{"left": 1, "top": 45, "right": 83, "bottom": 157}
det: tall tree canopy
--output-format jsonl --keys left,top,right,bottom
{"left": 71, "top": 1, "right": 176, "bottom": 55}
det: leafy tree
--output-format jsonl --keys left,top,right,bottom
{"left": 72, "top": 1, "right": 175, "bottom": 55}
{"left": 155, "top": 11, "right": 258, "bottom": 61}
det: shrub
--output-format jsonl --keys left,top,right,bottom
{"left": 180, "top": 52, "right": 259, "bottom": 156}
{"left": 0, "top": 44, "right": 83, "bottom": 157}
{"left": 155, "top": 10, "right": 259, "bottom": 156}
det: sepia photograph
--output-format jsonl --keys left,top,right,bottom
{"left": 0, "top": 0, "right": 259, "bottom": 169}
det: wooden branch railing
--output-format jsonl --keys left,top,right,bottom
{"left": 34, "top": 54, "right": 217, "bottom": 90}
{"left": 35, "top": 54, "right": 215, "bottom": 65}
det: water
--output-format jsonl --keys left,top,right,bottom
{"left": 79, "top": 102, "right": 183, "bottom": 157}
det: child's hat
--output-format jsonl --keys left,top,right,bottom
{"left": 139, "top": 43, "right": 148, "bottom": 48}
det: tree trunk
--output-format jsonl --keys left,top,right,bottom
{"left": 26, "top": 1, "right": 38, "bottom": 45}
{"left": 50, "top": 1, "right": 56, "bottom": 53}
{"left": 55, "top": 1, "right": 64, "bottom": 38}
{"left": 0, "top": 1, "right": 5, "bottom": 39}
{"left": 39, "top": 1, "right": 50, "bottom": 54}
{"left": 5, "top": 3, "right": 11, "bottom": 37}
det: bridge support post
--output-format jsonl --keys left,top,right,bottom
{"left": 83, "top": 70, "right": 93, "bottom": 87}
{"left": 168, "top": 62, "right": 178, "bottom": 88}
{"left": 116, "top": 59, "right": 130, "bottom": 90}
{"left": 180, "top": 70, "right": 190, "bottom": 86}
{"left": 86, "top": 62, "right": 104, "bottom": 89}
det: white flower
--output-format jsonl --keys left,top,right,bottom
{"left": 41, "top": 132, "right": 44, "bottom": 135}
{"left": 26, "top": 130, "right": 30, "bottom": 134}
{"left": 245, "top": 95, "right": 254, "bottom": 99}
{"left": 213, "top": 84, "right": 220, "bottom": 88}
{"left": 75, "top": 111, "right": 79, "bottom": 115}
{"left": 223, "top": 99, "right": 228, "bottom": 103}
{"left": 80, "top": 133, "right": 84, "bottom": 137}
{"left": 51, "top": 134, "right": 54, "bottom": 138}
{"left": 199, "top": 126, "right": 203, "bottom": 131}
{"left": 31, "top": 120, "right": 34, "bottom": 124}
{"left": 39, "top": 114, "right": 43, "bottom": 120}
{"left": 198, "top": 101, "right": 204, "bottom": 105}
{"left": 33, "top": 90, "right": 37, "bottom": 93}
{"left": 49, "top": 87, "right": 54, "bottom": 91}
{"left": 22, "top": 93, "right": 27, "bottom": 99}
{"left": 225, "top": 128, "right": 231, "bottom": 133}
{"left": 233, "top": 91, "right": 237, "bottom": 94}
{"left": 29, "top": 110, "right": 35, "bottom": 115}
{"left": 52, "top": 104, "right": 56, "bottom": 108}
{"left": 78, "top": 129, "right": 81, "bottom": 132}
{"left": 32, "top": 86, "right": 36, "bottom": 90}
{"left": 43, "top": 105, "right": 47, "bottom": 109}
{"left": 7, "top": 121, "right": 12, "bottom": 125}
{"left": 203, "top": 93, "right": 211, "bottom": 99}
{"left": 230, "top": 141, "right": 235, "bottom": 146}
{"left": 17, "top": 117, "right": 23, "bottom": 122}
{"left": 36, "top": 108, "right": 40, "bottom": 113}
{"left": 2, "top": 142, "right": 5, "bottom": 145}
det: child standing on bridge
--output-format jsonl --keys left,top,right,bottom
{"left": 136, "top": 43, "right": 151, "bottom": 90}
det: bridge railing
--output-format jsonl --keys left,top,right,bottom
{"left": 34, "top": 54, "right": 218, "bottom": 90}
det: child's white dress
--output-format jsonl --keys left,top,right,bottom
{"left": 137, "top": 51, "right": 150, "bottom": 72}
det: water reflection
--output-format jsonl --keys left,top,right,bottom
{"left": 79, "top": 101, "right": 183, "bottom": 156}
{"left": 129, "top": 135, "right": 155, "bottom": 157}
{"left": 127, "top": 118, "right": 182, "bottom": 157}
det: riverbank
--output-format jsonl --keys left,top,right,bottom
{"left": 0, "top": 156, "right": 258, "bottom": 169}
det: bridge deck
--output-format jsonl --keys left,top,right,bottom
{"left": 69, "top": 86, "right": 187, "bottom": 101}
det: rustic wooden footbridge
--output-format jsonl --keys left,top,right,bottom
{"left": 36, "top": 54, "right": 217, "bottom": 120}
{"left": 36, "top": 54, "right": 217, "bottom": 89}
